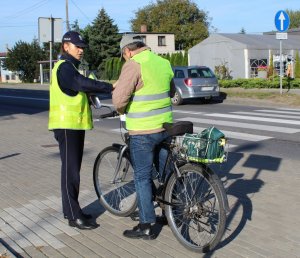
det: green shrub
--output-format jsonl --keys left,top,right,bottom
{"left": 219, "top": 78, "right": 300, "bottom": 89}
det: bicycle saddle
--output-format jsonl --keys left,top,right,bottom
{"left": 163, "top": 121, "right": 193, "bottom": 136}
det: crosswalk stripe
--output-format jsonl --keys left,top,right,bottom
{"left": 231, "top": 111, "right": 300, "bottom": 120}
{"left": 205, "top": 113, "right": 300, "bottom": 125}
{"left": 176, "top": 117, "right": 300, "bottom": 133}
{"left": 193, "top": 126, "right": 272, "bottom": 141}
{"left": 255, "top": 109, "right": 300, "bottom": 115}
{"left": 173, "top": 110, "right": 204, "bottom": 115}
{"left": 277, "top": 107, "right": 300, "bottom": 112}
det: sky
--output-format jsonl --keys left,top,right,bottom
{"left": 0, "top": 0, "right": 299, "bottom": 52}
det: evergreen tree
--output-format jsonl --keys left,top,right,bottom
{"left": 166, "top": 53, "right": 171, "bottom": 61}
{"left": 4, "top": 39, "right": 45, "bottom": 82}
{"left": 173, "top": 53, "right": 181, "bottom": 66}
{"left": 295, "top": 51, "right": 300, "bottom": 79}
{"left": 71, "top": 19, "right": 81, "bottom": 33}
{"left": 267, "top": 51, "right": 274, "bottom": 78}
{"left": 83, "top": 8, "right": 121, "bottom": 77}
{"left": 170, "top": 53, "right": 176, "bottom": 66}
{"left": 239, "top": 27, "right": 246, "bottom": 34}
{"left": 112, "top": 58, "right": 119, "bottom": 80}
{"left": 183, "top": 51, "right": 188, "bottom": 65}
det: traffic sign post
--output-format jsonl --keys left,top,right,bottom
{"left": 38, "top": 17, "right": 62, "bottom": 83}
{"left": 274, "top": 10, "right": 290, "bottom": 95}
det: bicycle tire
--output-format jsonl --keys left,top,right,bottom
{"left": 164, "top": 163, "right": 226, "bottom": 253}
{"left": 93, "top": 146, "right": 137, "bottom": 216}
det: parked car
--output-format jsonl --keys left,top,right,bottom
{"left": 171, "top": 66, "right": 220, "bottom": 105}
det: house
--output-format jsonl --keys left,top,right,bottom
{"left": 0, "top": 52, "right": 21, "bottom": 83}
{"left": 122, "top": 25, "right": 176, "bottom": 55}
{"left": 188, "top": 33, "right": 300, "bottom": 79}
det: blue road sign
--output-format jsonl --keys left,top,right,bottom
{"left": 275, "top": 10, "right": 290, "bottom": 32}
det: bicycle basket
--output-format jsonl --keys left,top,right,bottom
{"left": 178, "top": 126, "right": 228, "bottom": 163}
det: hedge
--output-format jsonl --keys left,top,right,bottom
{"left": 219, "top": 78, "right": 300, "bottom": 89}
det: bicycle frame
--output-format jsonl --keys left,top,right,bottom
{"left": 110, "top": 143, "right": 129, "bottom": 184}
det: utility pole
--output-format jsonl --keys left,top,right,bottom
{"left": 66, "top": 0, "right": 70, "bottom": 31}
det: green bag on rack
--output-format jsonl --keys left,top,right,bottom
{"left": 182, "top": 126, "right": 226, "bottom": 163}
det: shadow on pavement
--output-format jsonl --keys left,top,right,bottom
{"left": 206, "top": 145, "right": 281, "bottom": 256}
{"left": 0, "top": 238, "right": 24, "bottom": 258}
{"left": 0, "top": 153, "right": 21, "bottom": 160}
{"left": 179, "top": 91, "right": 227, "bottom": 106}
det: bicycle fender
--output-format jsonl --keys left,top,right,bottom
{"left": 112, "top": 143, "right": 124, "bottom": 150}
{"left": 213, "top": 175, "right": 230, "bottom": 214}
{"left": 203, "top": 165, "right": 230, "bottom": 214}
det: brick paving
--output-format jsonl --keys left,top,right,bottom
{"left": 1, "top": 84, "right": 300, "bottom": 257}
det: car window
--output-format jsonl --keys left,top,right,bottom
{"left": 174, "top": 70, "right": 185, "bottom": 78}
{"left": 188, "top": 68, "right": 215, "bottom": 78}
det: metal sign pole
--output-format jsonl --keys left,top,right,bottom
{"left": 279, "top": 39, "right": 283, "bottom": 95}
{"left": 274, "top": 10, "right": 290, "bottom": 95}
{"left": 49, "top": 16, "right": 54, "bottom": 81}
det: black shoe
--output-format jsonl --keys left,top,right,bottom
{"left": 68, "top": 218, "right": 99, "bottom": 230}
{"left": 156, "top": 215, "right": 168, "bottom": 225}
{"left": 123, "top": 224, "right": 156, "bottom": 240}
{"left": 64, "top": 213, "right": 93, "bottom": 220}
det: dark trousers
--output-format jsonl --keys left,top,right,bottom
{"left": 54, "top": 129, "right": 85, "bottom": 220}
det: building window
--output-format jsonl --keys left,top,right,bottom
{"left": 250, "top": 59, "right": 267, "bottom": 78}
{"left": 11, "top": 73, "right": 16, "bottom": 80}
{"left": 6, "top": 75, "right": 10, "bottom": 81}
{"left": 158, "top": 36, "right": 166, "bottom": 46}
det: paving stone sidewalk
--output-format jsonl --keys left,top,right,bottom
{"left": 1, "top": 91, "right": 300, "bottom": 257}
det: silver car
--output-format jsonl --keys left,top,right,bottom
{"left": 171, "top": 66, "right": 220, "bottom": 105}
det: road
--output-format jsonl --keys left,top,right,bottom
{"left": 1, "top": 86, "right": 299, "bottom": 161}
{"left": 1, "top": 85, "right": 300, "bottom": 257}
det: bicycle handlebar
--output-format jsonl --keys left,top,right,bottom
{"left": 99, "top": 110, "right": 119, "bottom": 119}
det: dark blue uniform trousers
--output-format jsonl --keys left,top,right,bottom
{"left": 54, "top": 129, "right": 85, "bottom": 220}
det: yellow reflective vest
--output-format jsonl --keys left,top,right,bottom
{"left": 125, "top": 50, "right": 174, "bottom": 131}
{"left": 48, "top": 60, "right": 93, "bottom": 130}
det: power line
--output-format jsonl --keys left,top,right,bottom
{"left": 3, "top": 0, "right": 50, "bottom": 20}
{"left": 70, "top": 0, "right": 93, "bottom": 24}
{"left": 0, "top": 24, "right": 36, "bottom": 28}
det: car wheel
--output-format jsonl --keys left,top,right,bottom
{"left": 171, "top": 91, "right": 183, "bottom": 106}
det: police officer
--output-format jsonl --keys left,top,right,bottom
{"left": 48, "top": 31, "right": 112, "bottom": 230}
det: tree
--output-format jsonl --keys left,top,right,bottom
{"left": 239, "top": 27, "right": 246, "bottom": 34}
{"left": 295, "top": 51, "right": 300, "bottom": 79}
{"left": 4, "top": 39, "right": 45, "bottom": 82}
{"left": 71, "top": 19, "right": 81, "bottom": 33}
{"left": 130, "top": 0, "right": 210, "bottom": 50}
{"left": 42, "top": 42, "right": 61, "bottom": 60}
{"left": 83, "top": 8, "right": 121, "bottom": 78}
{"left": 286, "top": 9, "right": 300, "bottom": 29}
{"left": 267, "top": 51, "right": 275, "bottom": 78}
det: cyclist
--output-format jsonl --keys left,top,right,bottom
{"left": 112, "top": 34, "right": 175, "bottom": 239}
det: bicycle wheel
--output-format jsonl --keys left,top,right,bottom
{"left": 93, "top": 146, "right": 137, "bottom": 216}
{"left": 164, "top": 163, "right": 226, "bottom": 253}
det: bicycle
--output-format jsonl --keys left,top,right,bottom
{"left": 92, "top": 100, "right": 230, "bottom": 253}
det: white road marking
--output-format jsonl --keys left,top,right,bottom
{"left": 176, "top": 117, "right": 300, "bottom": 133}
{"left": 232, "top": 111, "right": 300, "bottom": 120}
{"left": 205, "top": 113, "right": 300, "bottom": 125}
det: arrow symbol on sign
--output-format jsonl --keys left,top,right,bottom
{"left": 279, "top": 11, "right": 286, "bottom": 31}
